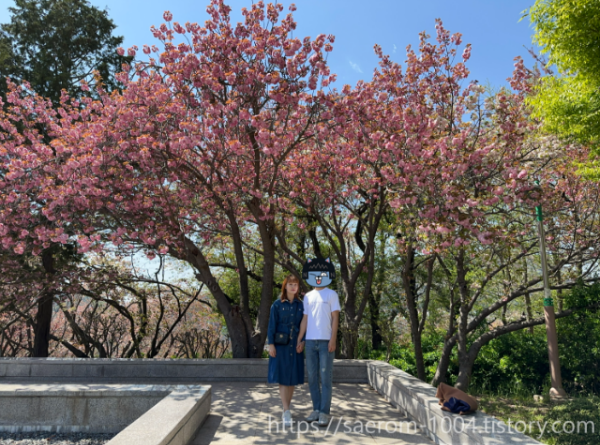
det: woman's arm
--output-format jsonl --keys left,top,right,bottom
{"left": 267, "top": 302, "right": 278, "bottom": 346}
{"left": 296, "top": 314, "right": 307, "bottom": 353}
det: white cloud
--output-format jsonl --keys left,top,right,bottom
{"left": 393, "top": 44, "right": 397, "bottom": 53}
{"left": 348, "top": 60, "right": 363, "bottom": 73}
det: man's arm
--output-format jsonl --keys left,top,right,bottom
{"left": 329, "top": 310, "right": 340, "bottom": 353}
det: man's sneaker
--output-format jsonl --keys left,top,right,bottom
{"left": 306, "top": 410, "right": 319, "bottom": 422}
{"left": 317, "top": 412, "right": 330, "bottom": 426}
{"left": 282, "top": 410, "right": 293, "bottom": 427}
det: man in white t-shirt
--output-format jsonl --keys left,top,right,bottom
{"left": 297, "top": 258, "right": 340, "bottom": 427}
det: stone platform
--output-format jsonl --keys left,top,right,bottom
{"left": 193, "top": 382, "right": 433, "bottom": 445}
{"left": 0, "top": 359, "right": 543, "bottom": 444}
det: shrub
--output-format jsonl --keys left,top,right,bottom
{"left": 541, "top": 397, "right": 600, "bottom": 445}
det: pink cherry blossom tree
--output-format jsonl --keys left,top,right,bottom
{"left": 0, "top": 81, "right": 89, "bottom": 356}
{"left": 11, "top": 1, "right": 337, "bottom": 357}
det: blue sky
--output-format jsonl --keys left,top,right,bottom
{"left": 1, "top": 0, "right": 539, "bottom": 91}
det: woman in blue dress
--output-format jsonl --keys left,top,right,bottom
{"left": 267, "top": 274, "right": 305, "bottom": 427}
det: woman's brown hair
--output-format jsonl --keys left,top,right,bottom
{"left": 280, "top": 275, "right": 302, "bottom": 301}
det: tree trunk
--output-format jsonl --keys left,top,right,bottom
{"left": 525, "top": 292, "right": 534, "bottom": 334}
{"left": 431, "top": 256, "right": 457, "bottom": 387}
{"left": 431, "top": 335, "right": 457, "bottom": 386}
{"left": 226, "top": 313, "right": 251, "bottom": 357}
{"left": 178, "top": 237, "right": 251, "bottom": 357}
{"left": 33, "top": 248, "right": 57, "bottom": 357}
{"left": 402, "top": 245, "right": 426, "bottom": 381}
{"left": 455, "top": 250, "right": 471, "bottom": 392}
{"left": 335, "top": 328, "right": 344, "bottom": 359}
{"left": 247, "top": 198, "right": 278, "bottom": 358}
{"left": 523, "top": 259, "right": 534, "bottom": 334}
{"left": 369, "top": 231, "right": 386, "bottom": 352}
{"left": 368, "top": 291, "right": 382, "bottom": 351}
{"left": 341, "top": 321, "right": 358, "bottom": 359}
{"left": 32, "top": 291, "right": 54, "bottom": 357}
{"left": 455, "top": 311, "right": 562, "bottom": 390}
{"left": 333, "top": 197, "right": 385, "bottom": 360}
{"left": 452, "top": 300, "right": 593, "bottom": 391}
{"left": 455, "top": 349, "right": 478, "bottom": 391}
{"left": 556, "top": 268, "right": 564, "bottom": 312}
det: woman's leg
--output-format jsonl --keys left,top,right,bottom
{"left": 286, "top": 385, "right": 295, "bottom": 408}
{"left": 279, "top": 385, "right": 296, "bottom": 411}
{"left": 279, "top": 385, "right": 291, "bottom": 411}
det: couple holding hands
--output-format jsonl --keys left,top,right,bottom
{"left": 267, "top": 258, "right": 340, "bottom": 427}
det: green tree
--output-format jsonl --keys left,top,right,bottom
{"left": 527, "top": 0, "right": 600, "bottom": 177}
{"left": 0, "top": 0, "right": 129, "bottom": 101}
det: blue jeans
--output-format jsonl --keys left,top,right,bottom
{"left": 305, "top": 340, "right": 335, "bottom": 414}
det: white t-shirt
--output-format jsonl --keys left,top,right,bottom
{"left": 303, "top": 287, "right": 341, "bottom": 340}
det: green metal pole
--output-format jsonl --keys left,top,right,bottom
{"left": 535, "top": 203, "right": 567, "bottom": 399}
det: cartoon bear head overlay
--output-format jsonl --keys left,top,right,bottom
{"left": 302, "top": 257, "right": 336, "bottom": 287}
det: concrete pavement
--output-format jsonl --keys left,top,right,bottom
{"left": 192, "top": 382, "right": 434, "bottom": 445}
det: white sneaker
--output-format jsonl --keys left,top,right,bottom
{"left": 306, "top": 410, "right": 319, "bottom": 422}
{"left": 317, "top": 412, "right": 330, "bottom": 426}
{"left": 282, "top": 410, "right": 293, "bottom": 427}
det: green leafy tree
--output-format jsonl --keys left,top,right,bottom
{"left": 0, "top": 0, "right": 130, "bottom": 101}
{"left": 527, "top": 0, "right": 600, "bottom": 177}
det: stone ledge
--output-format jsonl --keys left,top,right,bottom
{"left": 0, "top": 383, "right": 171, "bottom": 398}
{"left": 0, "top": 383, "right": 211, "bottom": 445}
{"left": 367, "top": 362, "right": 542, "bottom": 445}
{"left": 106, "top": 385, "right": 211, "bottom": 445}
{"left": 0, "top": 358, "right": 369, "bottom": 383}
